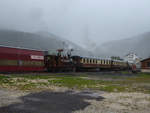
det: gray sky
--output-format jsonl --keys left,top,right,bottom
{"left": 0, "top": 0, "right": 150, "bottom": 48}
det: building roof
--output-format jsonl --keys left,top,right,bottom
{"left": 141, "top": 57, "right": 150, "bottom": 62}
{"left": 0, "top": 45, "right": 45, "bottom": 52}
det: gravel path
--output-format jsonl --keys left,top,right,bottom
{"left": 0, "top": 89, "right": 150, "bottom": 113}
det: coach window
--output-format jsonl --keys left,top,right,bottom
{"left": 84, "top": 59, "right": 86, "bottom": 64}
{"left": 106, "top": 60, "right": 108, "bottom": 64}
{"left": 86, "top": 59, "right": 88, "bottom": 64}
{"left": 98, "top": 60, "right": 99, "bottom": 64}
{"left": 82, "top": 58, "right": 84, "bottom": 63}
{"left": 87, "top": 59, "right": 88, "bottom": 64}
{"left": 81, "top": 58, "right": 83, "bottom": 63}
{"left": 81, "top": 59, "right": 83, "bottom": 63}
{"left": 83, "top": 59, "right": 85, "bottom": 63}
{"left": 98, "top": 60, "right": 100, "bottom": 64}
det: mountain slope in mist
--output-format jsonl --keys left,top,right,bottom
{"left": 95, "top": 32, "right": 150, "bottom": 58}
{"left": 0, "top": 29, "right": 91, "bottom": 56}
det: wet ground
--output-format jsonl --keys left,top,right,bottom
{"left": 0, "top": 89, "right": 104, "bottom": 113}
{"left": 0, "top": 72, "right": 150, "bottom": 113}
{"left": 0, "top": 89, "right": 150, "bottom": 113}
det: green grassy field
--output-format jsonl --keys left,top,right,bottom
{"left": 0, "top": 72, "right": 150, "bottom": 93}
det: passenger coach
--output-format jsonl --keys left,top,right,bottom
{"left": 72, "top": 56, "right": 128, "bottom": 71}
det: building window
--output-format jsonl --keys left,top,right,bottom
{"left": 147, "top": 62, "right": 150, "bottom": 67}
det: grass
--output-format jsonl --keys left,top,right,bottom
{"left": 0, "top": 72, "right": 150, "bottom": 93}
{"left": 48, "top": 77, "right": 98, "bottom": 89}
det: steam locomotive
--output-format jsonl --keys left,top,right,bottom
{"left": 44, "top": 49, "right": 131, "bottom": 72}
{"left": 0, "top": 45, "right": 133, "bottom": 73}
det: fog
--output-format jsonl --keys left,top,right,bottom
{"left": 0, "top": 0, "right": 150, "bottom": 48}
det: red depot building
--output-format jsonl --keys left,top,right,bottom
{"left": 0, "top": 45, "right": 45, "bottom": 72}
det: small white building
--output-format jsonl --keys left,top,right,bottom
{"left": 124, "top": 53, "right": 140, "bottom": 63}
{"left": 124, "top": 53, "right": 141, "bottom": 69}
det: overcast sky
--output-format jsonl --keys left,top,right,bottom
{"left": 0, "top": 0, "right": 150, "bottom": 48}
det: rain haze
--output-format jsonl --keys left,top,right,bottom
{"left": 1, "top": 2, "right": 150, "bottom": 113}
{"left": 0, "top": 0, "right": 150, "bottom": 48}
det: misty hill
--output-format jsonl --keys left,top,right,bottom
{"left": 0, "top": 29, "right": 91, "bottom": 56}
{"left": 95, "top": 32, "right": 150, "bottom": 59}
